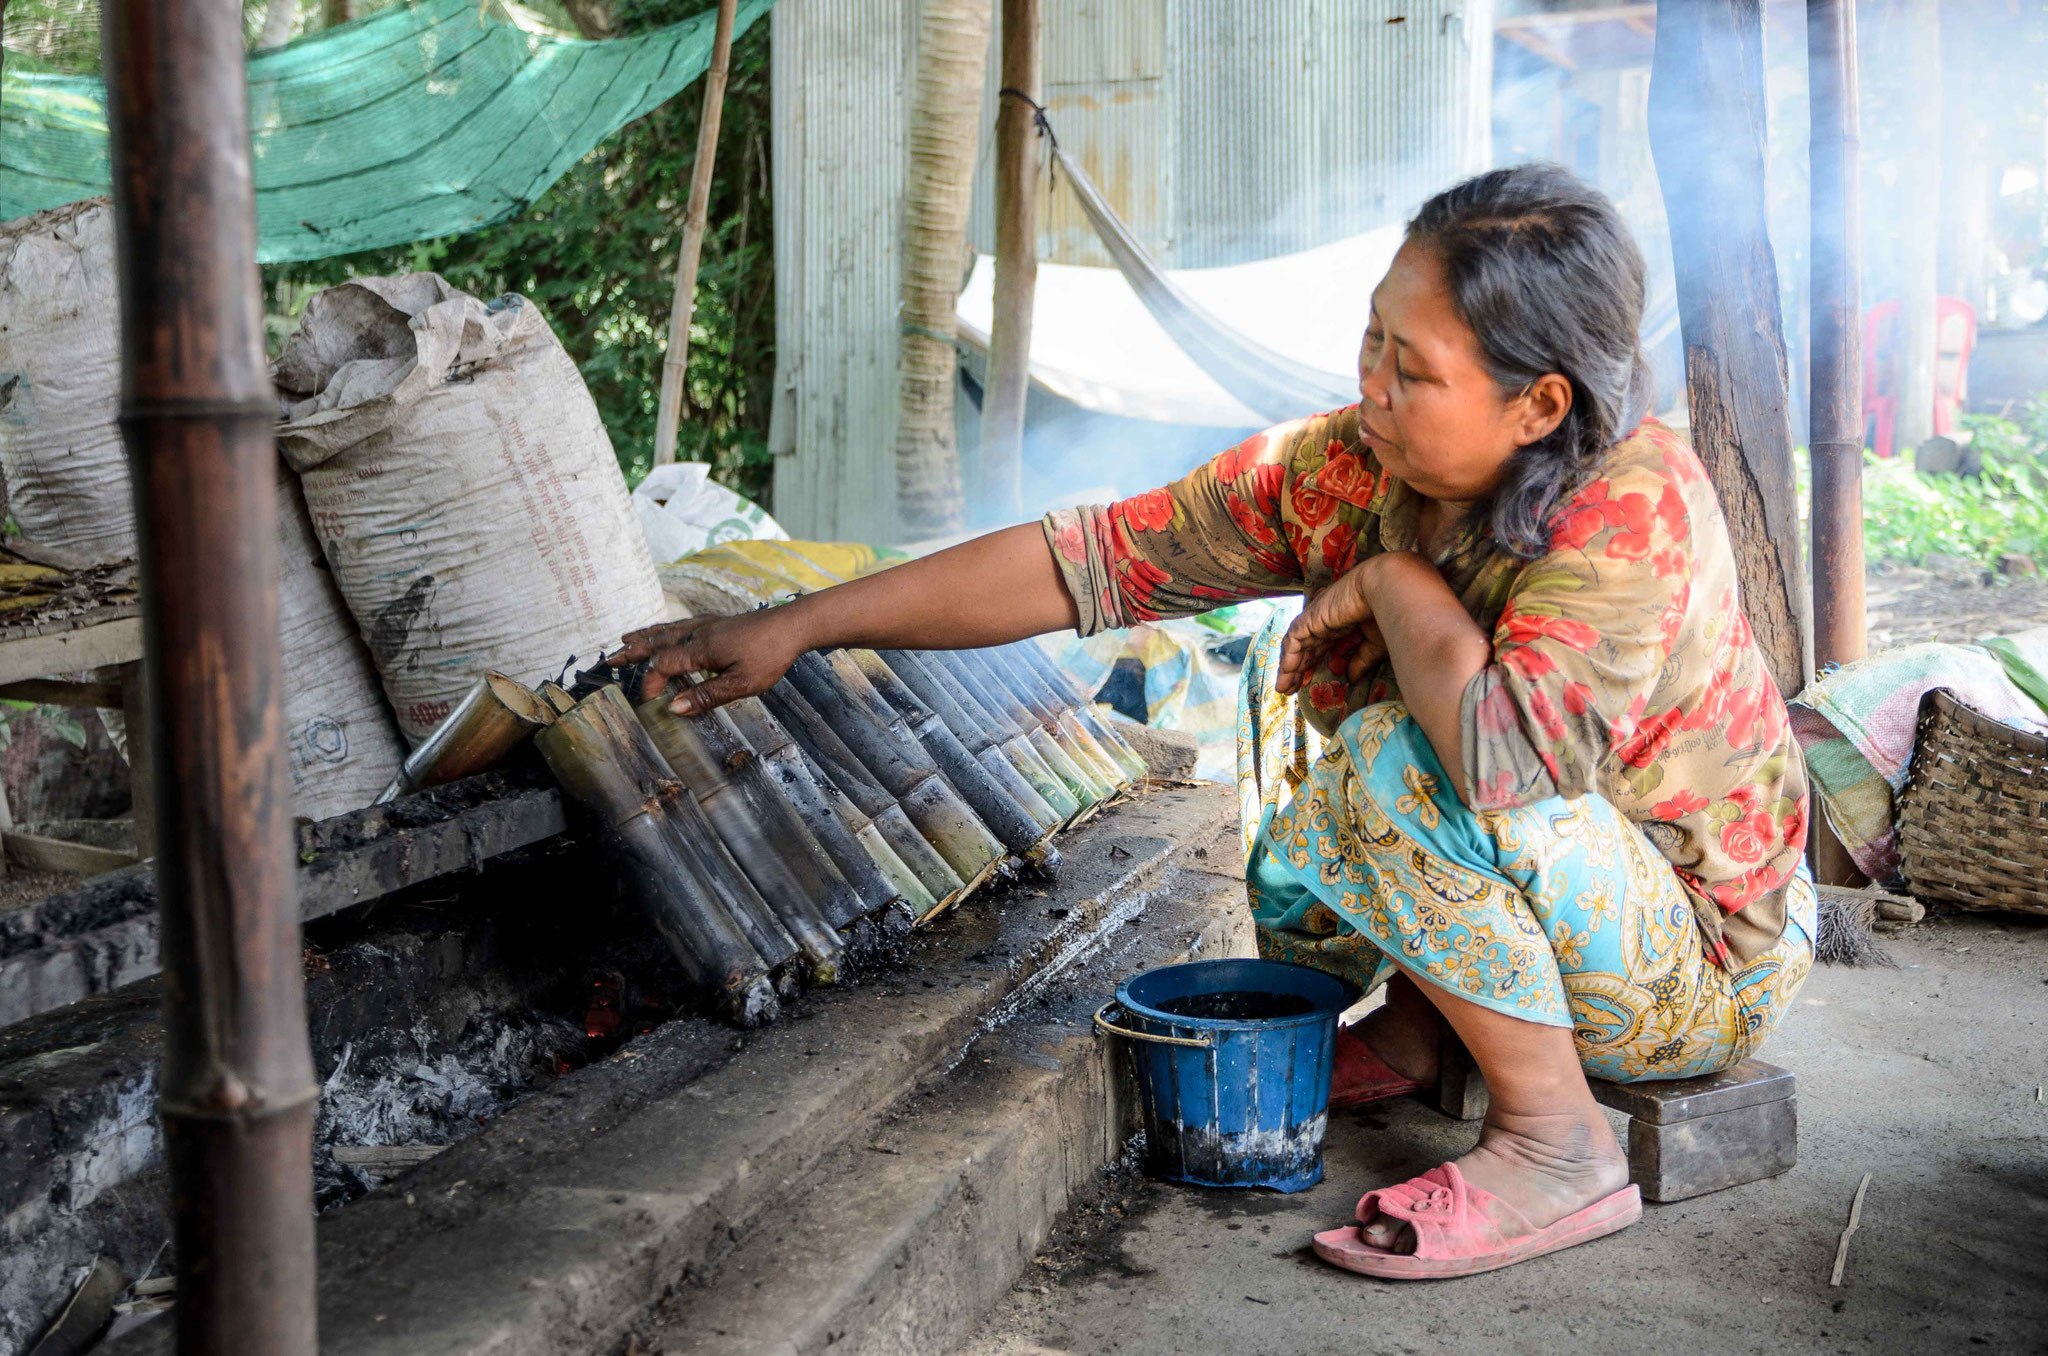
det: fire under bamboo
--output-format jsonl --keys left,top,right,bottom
{"left": 784, "top": 653, "right": 1009, "bottom": 890}
{"left": 376, "top": 671, "right": 556, "bottom": 804}
{"left": 723, "top": 694, "right": 934, "bottom": 921}
{"left": 762, "top": 682, "right": 969, "bottom": 907}
{"left": 534, "top": 686, "right": 779, "bottom": 1024}
{"left": 636, "top": 692, "right": 849, "bottom": 983}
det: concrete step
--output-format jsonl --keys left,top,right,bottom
{"left": 103, "top": 783, "right": 1243, "bottom": 1356}
{"left": 633, "top": 844, "right": 1252, "bottom": 1355}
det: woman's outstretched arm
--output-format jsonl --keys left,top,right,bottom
{"left": 612, "top": 524, "right": 1080, "bottom": 713}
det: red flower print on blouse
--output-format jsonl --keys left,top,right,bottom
{"left": 1053, "top": 519, "right": 1087, "bottom": 564}
{"left": 1321, "top": 520, "right": 1359, "bottom": 576}
{"left": 1718, "top": 809, "right": 1774, "bottom": 864}
{"left": 1603, "top": 491, "right": 1656, "bottom": 561}
{"left": 1652, "top": 788, "right": 1710, "bottom": 818}
{"left": 1552, "top": 502, "right": 1607, "bottom": 552}
{"left": 1306, "top": 679, "right": 1349, "bottom": 713}
{"left": 1317, "top": 449, "right": 1377, "bottom": 507}
{"left": 1116, "top": 488, "right": 1175, "bottom": 534}
{"left": 1500, "top": 644, "right": 1557, "bottom": 681}
{"left": 1115, "top": 555, "right": 1172, "bottom": 621}
{"left": 1224, "top": 488, "right": 1281, "bottom": 548}
{"left": 1615, "top": 703, "right": 1682, "bottom": 768}
{"left": 1210, "top": 433, "right": 1269, "bottom": 482}
{"left": 1290, "top": 475, "right": 1337, "bottom": 530}
{"left": 1474, "top": 769, "right": 1521, "bottom": 808}
{"left": 1655, "top": 483, "right": 1688, "bottom": 540}
{"left": 1562, "top": 680, "right": 1596, "bottom": 716}
{"left": 1498, "top": 609, "right": 1600, "bottom": 653}
{"left": 1650, "top": 546, "right": 1688, "bottom": 581}
{"left": 1781, "top": 797, "right": 1808, "bottom": 854}
{"left": 1529, "top": 685, "right": 1567, "bottom": 741}
{"left": 1248, "top": 462, "right": 1285, "bottom": 517}
{"left": 1724, "top": 683, "right": 1769, "bottom": 749}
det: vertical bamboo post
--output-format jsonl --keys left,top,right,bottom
{"left": 103, "top": 0, "right": 317, "bottom": 1347}
{"left": 1809, "top": 0, "right": 1869, "bottom": 888}
{"left": 652, "top": 0, "right": 739, "bottom": 466}
{"left": 979, "top": 0, "right": 1041, "bottom": 521}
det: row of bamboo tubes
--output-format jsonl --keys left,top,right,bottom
{"left": 397, "top": 641, "right": 1149, "bottom": 1026}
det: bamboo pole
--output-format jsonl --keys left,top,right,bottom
{"left": 1007, "top": 641, "right": 1149, "bottom": 780}
{"left": 539, "top": 680, "right": 579, "bottom": 715}
{"left": 985, "top": 645, "right": 1136, "bottom": 789}
{"left": 376, "top": 673, "right": 554, "bottom": 803}
{"left": 890, "top": 647, "right": 1082, "bottom": 821}
{"left": 838, "top": 649, "right": 1059, "bottom": 847}
{"left": 652, "top": 0, "right": 740, "bottom": 466}
{"left": 785, "top": 652, "right": 1009, "bottom": 891}
{"left": 864, "top": 649, "right": 1062, "bottom": 833}
{"left": 1809, "top": 0, "right": 1868, "bottom": 888}
{"left": 978, "top": 0, "right": 1042, "bottom": 520}
{"left": 959, "top": 649, "right": 1117, "bottom": 801}
{"left": 535, "top": 687, "right": 781, "bottom": 1023}
{"left": 722, "top": 694, "right": 932, "bottom": 920}
{"left": 637, "top": 692, "right": 854, "bottom": 981}
{"left": 103, "top": 0, "right": 316, "bottom": 1345}
{"left": 929, "top": 649, "right": 1107, "bottom": 809}
{"left": 762, "top": 681, "right": 969, "bottom": 908}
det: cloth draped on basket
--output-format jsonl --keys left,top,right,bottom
{"left": 1787, "top": 628, "right": 2048, "bottom": 884}
{"left": 1236, "top": 615, "right": 1816, "bottom": 1084}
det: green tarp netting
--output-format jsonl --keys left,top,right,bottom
{"left": 0, "top": 0, "right": 771, "bottom": 262}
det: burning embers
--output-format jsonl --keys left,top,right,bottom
{"left": 407, "top": 642, "right": 1146, "bottom": 1027}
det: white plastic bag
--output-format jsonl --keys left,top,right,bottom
{"left": 631, "top": 461, "right": 787, "bottom": 565}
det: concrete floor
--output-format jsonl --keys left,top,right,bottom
{"left": 961, "top": 911, "right": 2048, "bottom": 1356}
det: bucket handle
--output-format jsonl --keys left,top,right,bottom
{"left": 1092, "top": 1001, "right": 1214, "bottom": 1050}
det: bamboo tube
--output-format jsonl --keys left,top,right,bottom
{"left": 539, "top": 681, "right": 579, "bottom": 715}
{"left": 534, "top": 686, "right": 778, "bottom": 1024}
{"left": 637, "top": 694, "right": 849, "bottom": 982}
{"left": 375, "top": 672, "right": 555, "bottom": 804}
{"left": 894, "top": 648, "right": 1084, "bottom": 821}
{"left": 972, "top": 648, "right": 1130, "bottom": 793}
{"left": 724, "top": 695, "right": 935, "bottom": 919}
{"left": 784, "top": 653, "right": 1009, "bottom": 887}
{"left": 839, "top": 649, "right": 1058, "bottom": 844}
{"left": 873, "top": 649, "right": 1064, "bottom": 831}
{"left": 936, "top": 649, "right": 1111, "bottom": 807}
{"left": 1006, "top": 641, "right": 1150, "bottom": 781}
{"left": 762, "top": 682, "right": 969, "bottom": 905}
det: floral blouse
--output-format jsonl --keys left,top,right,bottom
{"left": 1042, "top": 406, "right": 1806, "bottom": 968}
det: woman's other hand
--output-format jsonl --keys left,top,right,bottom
{"left": 612, "top": 608, "right": 810, "bottom": 714}
{"left": 1275, "top": 557, "right": 1389, "bottom": 695}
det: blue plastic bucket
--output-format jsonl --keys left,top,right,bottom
{"left": 1095, "top": 958, "right": 1360, "bottom": 1193}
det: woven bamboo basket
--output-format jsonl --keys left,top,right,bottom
{"left": 1896, "top": 689, "right": 2048, "bottom": 915}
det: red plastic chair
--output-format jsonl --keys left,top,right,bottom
{"left": 1861, "top": 297, "right": 1978, "bottom": 459}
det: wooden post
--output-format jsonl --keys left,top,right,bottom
{"left": 1808, "top": 0, "right": 1868, "bottom": 888}
{"left": 102, "top": 0, "right": 317, "bottom": 1348}
{"left": 979, "top": 0, "right": 1042, "bottom": 522}
{"left": 652, "top": 0, "right": 739, "bottom": 467}
{"left": 1882, "top": 0, "right": 1941, "bottom": 453}
{"left": 1649, "top": 0, "right": 1812, "bottom": 697}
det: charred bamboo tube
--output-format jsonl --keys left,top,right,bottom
{"left": 894, "top": 648, "right": 1084, "bottom": 822}
{"left": 637, "top": 693, "right": 849, "bottom": 982}
{"left": 873, "top": 649, "right": 1065, "bottom": 831}
{"left": 937, "top": 649, "right": 1112, "bottom": 807}
{"left": 535, "top": 686, "right": 779, "bottom": 1024}
{"left": 1006, "top": 641, "right": 1150, "bottom": 781}
{"left": 970, "top": 651, "right": 1130, "bottom": 798}
{"left": 723, "top": 695, "right": 935, "bottom": 919}
{"left": 784, "top": 653, "right": 1009, "bottom": 890}
{"left": 376, "top": 672, "right": 555, "bottom": 804}
{"left": 539, "top": 680, "right": 579, "bottom": 715}
{"left": 839, "top": 648, "right": 1059, "bottom": 848}
{"left": 763, "top": 682, "right": 969, "bottom": 907}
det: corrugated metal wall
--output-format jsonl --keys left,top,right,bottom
{"left": 774, "top": 0, "right": 1491, "bottom": 539}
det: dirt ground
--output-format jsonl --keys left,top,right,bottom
{"left": 958, "top": 912, "right": 2048, "bottom": 1356}
{"left": 1866, "top": 561, "right": 2048, "bottom": 648}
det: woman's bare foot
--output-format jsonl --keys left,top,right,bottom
{"left": 1360, "top": 1106, "right": 1629, "bottom": 1253}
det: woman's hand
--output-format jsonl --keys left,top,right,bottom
{"left": 612, "top": 607, "right": 811, "bottom": 714}
{"left": 1275, "top": 556, "right": 1390, "bottom": 695}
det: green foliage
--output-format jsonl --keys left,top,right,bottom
{"left": 1814, "top": 399, "right": 2048, "bottom": 568}
{"left": 261, "top": 0, "right": 776, "bottom": 505}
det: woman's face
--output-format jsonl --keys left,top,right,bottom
{"left": 1356, "top": 239, "right": 1572, "bottom": 503}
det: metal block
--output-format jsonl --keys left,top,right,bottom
{"left": 1589, "top": 1058, "right": 1795, "bottom": 1124}
{"left": 1625, "top": 1093, "right": 1798, "bottom": 1203}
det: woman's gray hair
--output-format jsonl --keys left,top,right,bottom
{"left": 1406, "top": 163, "right": 1654, "bottom": 560}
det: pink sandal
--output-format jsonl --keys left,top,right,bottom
{"left": 1312, "top": 1162, "right": 1641, "bottom": 1280}
{"left": 1328, "top": 1023, "right": 1423, "bottom": 1109}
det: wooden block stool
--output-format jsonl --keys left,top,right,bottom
{"left": 1589, "top": 1059, "right": 1797, "bottom": 1203}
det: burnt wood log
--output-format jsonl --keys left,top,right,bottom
{"left": 1649, "top": 0, "right": 1812, "bottom": 695}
